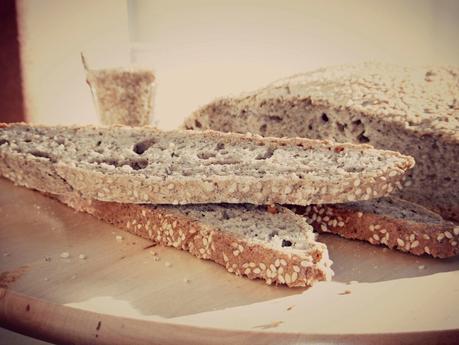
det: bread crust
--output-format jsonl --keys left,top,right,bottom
{"left": 55, "top": 194, "right": 333, "bottom": 287}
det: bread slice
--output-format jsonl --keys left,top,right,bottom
{"left": 0, "top": 123, "right": 414, "bottom": 205}
{"left": 54, "top": 194, "right": 333, "bottom": 287}
{"left": 184, "top": 62, "right": 458, "bottom": 221}
{"left": 290, "top": 197, "right": 459, "bottom": 258}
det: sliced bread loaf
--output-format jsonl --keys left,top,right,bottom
{"left": 184, "top": 63, "right": 459, "bottom": 221}
{"left": 54, "top": 194, "right": 333, "bottom": 287}
{"left": 290, "top": 197, "right": 459, "bottom": 258}
{"left": 0, "top": 123, "right": 414, "bottom": 205}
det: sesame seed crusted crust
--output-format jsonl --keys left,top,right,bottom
{"left": 0, "top": 123, "right": 413, "bottom": 206}
{"left": 291, "top": 197, "right": 459, "bottom": 258}
{"left": 54, "top": 195, "right": 333, "bottom": 288}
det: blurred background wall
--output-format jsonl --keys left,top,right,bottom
{"left": 13, "top": 0, "right": 459, "bottom": 128}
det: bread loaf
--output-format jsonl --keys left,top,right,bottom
{"left": 185, "top": 63, "right": 458, "bottom": 221}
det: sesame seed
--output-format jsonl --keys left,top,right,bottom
{"left": 253, "top": 268, "right": 261, "bottom": 274}
{"left": 354, "top": 179, "right": 360, "bottom": 187}
{"left": 451, "top": 241, "right": 457, "bottom": 246}
{"left": 380, "top": 229, "right": 387, "bottom": 234}
{"left": 316, "top": 216, "right": 322, "bottom": 223}
{"left": 285, "top": 273, "right": 292, "bottom": 284}
{"left": 291, "top": 272, "right": 298, "bottom": 282}
{"left": 373, "top": 234, "right": 380, "bottom": 241}
{"left": 300, "top": 260, "right": 310, "bottom": 267}
{"left": 167, "top": 183, "right": 175, "bottom": 190}
{"left": 323, "top": 216, "right": 330, "bottom": 222}
{"left": 318, "top": 208, "right": 325, "bottom": 215}
{"left": 249, "top": 262, "right": 256, "bottom": 268}
{"left": 338, "top": 221, "right": 345, "bottom": 227}
{"left": 409, "top": 234, "right": 415, "bottom": 242}
{"left": 397, "top": 238, "right": 405, "bottom": 247}
{"left": 266, "top": 278, "right": 272, "bottom": 285}
{"left": 275, "top": 259, "right": 281, "bottom": 267}
{"left": 293, "top": 265, "right": 300, "bottom": 273}
{"left": 321, "top": 224, "right": 328, "bottom": 232}
{"left": 244, "top": 268, "right": 251, "bottom": 275}
{"left": 233, "top": 250, "right": 240, "bottom": 256}
{"left": 437, "top": 233, "right": 445, "bottom": 241}
{"left": 423, "top": 234, "right": 430, "bottom": 240}
{"left": 278, "top": 275, "right": 285, "bottom": 284}
{"left": 164, "top": 261, "right": 172, "bottom": 267}
{"left": 374, "top": 225, "right": 381, "bottom": 230}
{"left": 369, "top": 225, "right": 375, "bottom": 232}
{"left": 79, "top": 254, "right": 87, "bottom": 260}
{"left": 60, "top": 252, "right": 70, "bottom": 259}
{"left": 280, "top": 259, "right": 287, "bottom": 266}
{"left": 238, "top": 244, "right": 244, "bottom": 252}
{"left": 389, "top": 171, "right": 398, "bottom": 177}
{"left": 357, "top": 212, "right": 363, "bottom": 218}
{"left": 223, "top": 253, "right": 229, "bottom": 262}
{"left": 270, "top": 264, "right": 276, "bottom": 272}
{"left": 418, "top": 265, "right": 425, "bottom": 270}
{"left": 259, "top": 263, "right": 266, "bottom": 270}
{"left": 424, "top": 246, "right": 431, "bottom": 254}
{"left": 115, "top": 235, "right": 124, "bottom": 241}
{"left": 453, "top": 227, "right": 459, "bottom": 236}
{"left": 411, "top": 240, "right": 419, "bottom": 248}
{"left": 444, "top": 231, "right": 453, "bottom": 239}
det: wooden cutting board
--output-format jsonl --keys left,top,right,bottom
{"left": 0, "top": 178, "right": 458, "bottom": 344}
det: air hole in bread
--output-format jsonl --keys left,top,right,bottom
{"left": 133, "top": 138, "right": 156, "bottom": 155}
{"left": 321, "top": 113, "right": 329, "bottom": 122}
{"left": 128, "top": 159, "right": 149, "bottom": 170}
{"left": 197, "top": 152, "right": 216, "bottom": 159}
{"left": 255, "top": 147, "right": 275, "bottom": 160}
{"left": 281, "top": 239, "right": 293, "bottom": 247}
{"left": 267, "top": 115, "right": 282, "bottom": 122}
{"left": 215, "top": 142, "right": 225, "bottom": 150}
{"left": 259, "top": 124, "right": 267, "bottom": 134}
{"left": 336, "top": 122, "right": 346, "bottom": 132}
{"left": 29, "top": 150, "right": 55, "bottom": 162}
{"left": 194, "top": 120, "right": 202, "bottom": 128}
{"left": 357, "top": 131, "right": 370, "bottom": 143}
{"left": 0, "top": 139, "right": 9, "bottom": 146}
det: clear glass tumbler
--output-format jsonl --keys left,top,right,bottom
{"left": 86, "top": 67, "right": 156, "bottom": 126}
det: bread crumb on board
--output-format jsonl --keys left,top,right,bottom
{"left": 115, "top": 235, "right": 124, "bottom": 241}
{"left": 60, "top": 252, "right": 70, "bottom": 259}
{"left": 79, "top": 254, "right": 87, "bottom": 260}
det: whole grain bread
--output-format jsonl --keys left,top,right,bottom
{"left": 0, "top": 123, "right": 414, "bottom": 206}
{"left": 184, "top": 62, "right": 459, "bottom": 221}
{"left": 290, "top": 197, "right": 459, "bottom": 258}
{"left": 55, "top": 194, "right": 333, "bottom": 287}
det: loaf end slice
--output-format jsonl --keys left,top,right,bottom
{"left": 0, "top": 123, "right": 414, "bottom": 205}
{"left": 56, "top": 195, "right": 333, "bottom": 287}
{"left": 291, "top": 197, "right": 459, "bottom": 258}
